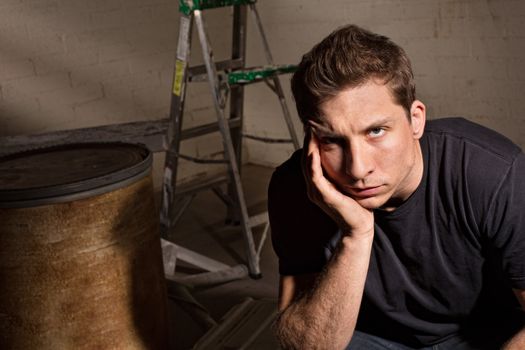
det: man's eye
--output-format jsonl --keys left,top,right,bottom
{"left": 320, "top": 137, "right": 340, "bottom": 145}
{"left": 368, "top": 128, "right": 385, "bottom": 138}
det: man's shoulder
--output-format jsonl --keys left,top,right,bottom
{"left": 268, "top": 149, "right": 338, "bottom": 275}
{"left": 269, "top": 149, "right": 306, "bottom": 196}
{"left": 425, "top": 117, "right": 522, "bottom": 163}
{"left": 268, "top": 149, "right": 306, "bottom": 204}
{"left": 274, "top": 149, "right": 303, "bottom": 177}
{"left": 423, "top": 118, "right": 524, "bottom": 229}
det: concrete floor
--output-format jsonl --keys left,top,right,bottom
{"left": 162, "top": 164, "right": 281, "bottom": 349}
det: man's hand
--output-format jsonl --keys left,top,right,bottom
{"left": 276, "top": 129, "right": 375, "bottom": 349}
{"left": 302, "top": 128, "right": 374, "bottom": 238}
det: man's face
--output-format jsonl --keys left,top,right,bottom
{"left": 312, "top": 80, "right": 426, "bottom": 211}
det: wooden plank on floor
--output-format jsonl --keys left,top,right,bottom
{"left": 193, "top": 298, "right": 280, "bottom": 350}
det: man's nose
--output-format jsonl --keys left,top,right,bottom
{"left": 345, "top": 144, "right": 373, "bottom": 180}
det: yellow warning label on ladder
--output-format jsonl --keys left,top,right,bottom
{"left": 173, "top": 60, "right": 186, "bottom": 96}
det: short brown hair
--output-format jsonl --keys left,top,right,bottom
{"left": 291, "top": 24, "right": 416, "bottom": 124}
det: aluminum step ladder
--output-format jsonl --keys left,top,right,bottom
{"left": 160, "top": 0, "right": 299, "bottom": 281}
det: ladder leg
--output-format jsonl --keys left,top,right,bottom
{"left": 249, "top": 4, "right": 300, "bottom": 149}
{"left": 271, "top": 76, "right": 301, "bottom": 150}
{"left": 160, "top": 14, "right": 193, "bottom": 238}
{"left": 226, "top": 4, "right": 248, "bottom": 224}
{"left": 194, "top": 10, "right": 261, "bottom": 278}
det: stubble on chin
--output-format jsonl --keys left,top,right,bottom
{"left": 356, "top": 196, "right": 388, "bottom": 211}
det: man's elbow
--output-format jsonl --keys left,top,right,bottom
{"left": 272, "top": 310, "right": 352, "bottom": 350}
{"left": 273, "top": 310, "right": 311, "bottom": 350}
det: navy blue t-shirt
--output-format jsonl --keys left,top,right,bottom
{"left": 269, "top": 118, "right": 525, "bottom": 348}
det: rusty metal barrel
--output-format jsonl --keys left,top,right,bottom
{"left": 0, "top": 143, "right": 169, "bottom": 349}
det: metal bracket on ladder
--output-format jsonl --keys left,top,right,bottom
{"left": 160, "top": 0, "right": 299, "bottom": 282}
{"left": 161, "top": 211, "right": 268, "bottom": 286}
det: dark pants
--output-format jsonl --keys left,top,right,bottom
{"left": 347, "top": 331, "right": 481, "bottom": 350}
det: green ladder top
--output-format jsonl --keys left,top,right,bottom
{"left": 228, "top": 64, "right": 298, "bottom": 85}
{"left": 179, "top": 0, "right": 257, "bottom": 15}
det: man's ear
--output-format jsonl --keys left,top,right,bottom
{"left": 410, "top": 100, "right": 426, "bottom": 139}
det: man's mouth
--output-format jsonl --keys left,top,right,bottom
{"left": 346, "top": 185, "right": 384, "bottom": 198}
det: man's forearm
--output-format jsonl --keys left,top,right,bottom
{"left": 502, "top": 326, "right": 525, "bottom": 350}
{"left": 275, "top": 234, "right": 373, "bottom": 350}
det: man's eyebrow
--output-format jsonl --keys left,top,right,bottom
{"left": 307, "top": 120, "right": 341, "bottom": 137}
{"left": 365, "top": 117, "right": 393, "bottom": 130}
{"left": 307, "top": 117, "right": 393, "bottom": 137}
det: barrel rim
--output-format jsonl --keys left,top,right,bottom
{"left": 0, "top": 142, "right": 153, "bottom": 208}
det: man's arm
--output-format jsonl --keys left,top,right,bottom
{"left": 273, "top": 131, "right": 374, "bottom": 350}
{"left": 275, "top": 234, "right": 373, "bottom": 350}
{"left": 501, "top": 289, "right": 525, "bottom": 349}
{"left": 278, "top": 273, "right": 318, "bottom": 311}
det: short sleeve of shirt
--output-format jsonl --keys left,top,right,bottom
{"left": 483, "top": 151, "right": 525, "bottom": 289}
{"left": 426, "top": 118, "right": 525, "bottom": 291}
{"left": 268, "top": 150, "right": 338, "bottom": 276}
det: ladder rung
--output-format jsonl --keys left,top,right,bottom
{"left": 180, "top": 0, "right": 257, "bottom": 15}
{"left": 248, "top": 212, "right": 268, "bottom": 228}
{"left": 181, "top": 118, "right": 241, "bottom": 140}
{"left": 177, "top": 153, "right": 227, "bottom": 164}
{"left": 171, "top": 265, "right": 248, "bottom": 287}
{"left": 242, "top": 133, "right": 293, "bottom": 144}
{"left": 188, "top": 59, "right": 244, "bottom": 81}
{"left": 175, "top": 174, "right": 229, "bottom": 196}
{"left": 228, "top": 64, "right": 298, "bottom": 85}
{"left": 161, "top": 239, "right": 231, "bottom": 272}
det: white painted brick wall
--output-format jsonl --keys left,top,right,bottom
{"left": 1, "top": 0, "right": 524, "bottom": 190}
{"left": 248, "top": 0, "right": 525, "bottom": 166}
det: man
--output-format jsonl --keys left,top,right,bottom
{"left": 268, "top": 24, "right": 525, "bottom": 349}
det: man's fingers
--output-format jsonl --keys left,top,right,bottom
{"left": 301, "top": 125, "right": 374, "bottom": 236}
{"left": 301, "top": 127, "right": 312, "bottom": 177}
{"left": 308, "top": 134, "right": 322, "bottom": 181}
{"left": 305, "top": 132, "right": 327, "bottom": 193}
{"left": 305, "top": 134, "right": 346, "bottom": 206}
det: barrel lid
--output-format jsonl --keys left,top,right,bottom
{"left": 0, "top": 143, "right": 152, "bottom": 208}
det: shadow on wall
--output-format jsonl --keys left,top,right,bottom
{"left": 0, "top": 0, "right": 181, "bottom": 136}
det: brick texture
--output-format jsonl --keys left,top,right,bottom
{"left": 251, "top": 0, "right": 525, "bottom": 165}
{"left": 0, "top": 0, "right": 524, "bottom": 188}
